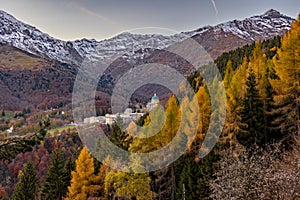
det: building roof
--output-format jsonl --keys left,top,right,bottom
{"left": 151, "top": 93, "right": 159, "bottom": 101}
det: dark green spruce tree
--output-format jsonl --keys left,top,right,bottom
{"left": 109, "top": 119, "right": 130, "bottom": 150}
{"left": 63, "top": 157, "right": 76, "bottom": 190}
{"left": 40, "top": 149, "right": 70, "bottom": 200}
{"left": 175, "top": 153, "right": 216, "bottom": 200}
{"left": 237, "top": 68, "right": 265, "bottom": 147}
{"left": 11, "top": 162, "right": 38, "bottom": 200}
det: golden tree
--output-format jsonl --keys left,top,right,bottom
{"left": 64, "top": 147, "right": 101, "bottom": 200}
{"left": 272, "top": 15, "right": 300, "bottom": 138}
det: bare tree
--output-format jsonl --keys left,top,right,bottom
{"left": 210, "top": 143, "right": 300, "bottom": 199}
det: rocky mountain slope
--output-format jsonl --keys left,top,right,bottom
{"left": 0, "top": 9, "right": 295, "bottom": 111}
{"left": 0, "top": 9, "right": 294, "bottom": 64}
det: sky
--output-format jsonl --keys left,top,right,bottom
{"left": 0, "top": 0, "right": 299, "bottom": 41}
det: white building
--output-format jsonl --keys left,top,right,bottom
{"left": 83, "top": 116, "right": 106, "bottom": 124}
{"left": 146, "top": 93, "right": 160, "bottom": 111}
{"left": 105, "top": 112, "right": 144, "bottom": 125}
{"left": 105, "top": 114, "right": 117, "bottom": 125}
{"left": 83, "top": 94, "right": 159, "bottom": 126}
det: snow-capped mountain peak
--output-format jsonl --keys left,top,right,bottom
{"left": 263, "top": 9, "right": 282, "bottom": 17}
{"left": 0, "top": 9, "right": 188, "bottom": 65}
{"left": 0, "top": 9, "right": 295, "bottom": 65}
{"left": 211, "top": 9, "right": 293, "bottom": 41}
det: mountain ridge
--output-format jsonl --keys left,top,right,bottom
{"left": 0, "top": 9, "right": 295, "bottom": 65}
{"left": 0, "top": 9, "right": 296, "bottom": 111}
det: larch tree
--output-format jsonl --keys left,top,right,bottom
{"left": 272, "top": 15, "right": 300, "bottom": 139}
{"left": 128, "top": 104, "right": 166, "bottom": 153}
{"left": 64, "top": 147, "right": 101, "bottom": 200}
{"left": 223, "top": 60, "right": 234, "bottom": 90}
{"left": 226, "top": 58, "right": 249, "bottom": 148}
{"left": 197, "top": 86, "right": 211, "bottom": 138}
{"left": 250, "top": 41, "right": 267, "bottom": 83}
{"left": 176, "top": 84, "right": 217, "bottom": 200}
{"left": 128, "top": 95, "right": 181, "bottom": 200}
{"left": 222, "top": 60, "right": 246, "bottom": 148}
{"left": 151, "top": 95, "right": 180, "bottom": 200}
{"left": 231, "top": 57, "right": 248, "bottom": 99}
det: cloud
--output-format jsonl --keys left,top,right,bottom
{"left": 67, "top": 2, "right": 117, "bottom": 26}
{"left": 210, "top": 0, "right": 219, "bottom": 20}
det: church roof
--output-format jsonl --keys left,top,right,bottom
{"left": 151, "top": 93, "right": 159, "bottom": 100}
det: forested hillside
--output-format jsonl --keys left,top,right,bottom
{"left": 0, "top": 15, "right": 299, "bottom": 200}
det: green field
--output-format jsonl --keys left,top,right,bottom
{"left": 47, "top": 125, "right": 77, "bottom": 135}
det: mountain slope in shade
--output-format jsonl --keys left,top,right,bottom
{"left": 0, "top": 45, "right": 77, "bottom": 110}
{"left": 0, "top": 9, "right": 295, "bottom": 64}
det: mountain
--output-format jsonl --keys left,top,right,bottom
{"left": 0, "top": 10, "right": 187, "bottom": 65}
{"left": 187, "top": 9, "right": 292, "bottom": 41}
{"left": 185, "top": 9, "right": 294, "bottom": 59}
{"left": 0, "top": 9, "right": 294, "bottom": 64}
{"left": 0, "top": 9, "right": 295, "bottom": 111}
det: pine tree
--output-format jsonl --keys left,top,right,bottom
{"left": 11, "top": 162, "right": 38, "bottom": 200}
{"left": 237, "top": 68, "right": 265, "bottom": 147}
{"left": 64, "top": 147, "right": 101, "bottom": 200}
{"left": 40, "top": 149, "right": 69, "bottom": 200}
{"left": 195, "top": 152, "right": 217, "bottom": 199}
{"left": 260, "top": 66, "right": 280, "bottom": 143}
{"left": 175, "top": 150, "right": 217, "bottom": 199}
{"left": 248, "top": 42, "right": 280, "bottom": 144}
{"left": 176, "top": 160, "right": 190, "bottom": 200}
{"left": 63, "top": 157, "right": 75, "bottom": 195}
{"left": 175, "top": 157, "right": 197, "bottom": 200}
{"left": 109, "top": 122, "right": 129, "bottom": 150}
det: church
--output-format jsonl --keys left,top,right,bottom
{"left": 146, "top": 93, "right": 160, "bottom": 112}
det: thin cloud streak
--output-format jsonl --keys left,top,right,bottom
{"left": 210, "top": 0, "right": 220, "bottom": 21}
{"left": 67, "top": 2, "right": 118, "bottom": 27}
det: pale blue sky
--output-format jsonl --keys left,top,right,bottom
{"left": 0, "top": 0, "right": 299, "bottom": 41}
